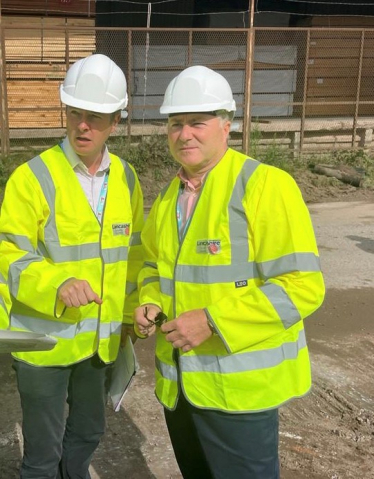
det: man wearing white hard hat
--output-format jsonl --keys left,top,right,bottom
{"left": 0, "top": 54, "right": 143, "bottom": 478}
{"left": 134, "top": 65, "right": 325, "bottom": 478}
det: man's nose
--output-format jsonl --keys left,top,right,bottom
{"left": 179, "top": 124, "right": 192, "bottom": 141}
{"left": 77, "top": 117, "right": 89, "bottom": 131}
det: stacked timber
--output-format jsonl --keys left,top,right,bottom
{"left": 306, "top": 29, "right": 374, "bottom": 116}
{"left": 3, "top": 16, "right": 95, "bottom": 129}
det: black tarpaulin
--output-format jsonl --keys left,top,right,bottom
{"left": 256, "top": 0, "right": 374, "bottom": 16}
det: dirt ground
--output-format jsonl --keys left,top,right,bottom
{"left": 1, "top": 173, "right": 374, "bottom": 479}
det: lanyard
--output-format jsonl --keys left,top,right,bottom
{"left": 96, "top": 171, "right": 109, "bottom": 223}
{"left": 176, "top": 200, "right": 190, "bottom": 240}
{"left": 176, "top": 186, "right": 194, "bottom": 240}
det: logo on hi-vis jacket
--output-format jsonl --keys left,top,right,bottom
{"left": 112, "top": 223, "right": 130, "bottom": 236}
{"left": 196, "top": 239, "right": 221, "bottom": 254}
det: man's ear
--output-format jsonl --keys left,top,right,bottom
{"left": 114, "top": 112, "right": 121, "bottom": 125}
{"left": 223, "top": 120, "right": 231, "bottom": 141}
{"left": 111, "top": 113, "right": 121, "bottom": 131}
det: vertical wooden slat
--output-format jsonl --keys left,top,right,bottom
{"left": 188, "top": 29, "right": 192, "bottom": 66}
{"left": 0, "top": 0, "right": 10, "bottom": 157}
{"left": 352, "top": 30, "right": 364, "bottom": 148}
{"left": 300, "top": 29, "right": 311, "bottom": 155}
{"left": 242, "top": 0, "right": 255, "bottom": 155}
{"left": 127, "top": 29, "right": 132, "bottom": 141}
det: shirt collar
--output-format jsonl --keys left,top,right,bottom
{"left": 177, "top": 168, "right": 207, "bottom": 192}
{"left": 60, "top": 137, "right": 111, "bottom": 173}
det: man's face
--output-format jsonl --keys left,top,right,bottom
{"left": 66, "top": 107, "right": 119, "bottom": 163}
{"left": 167, "top": 113, "right": 231, "bottom": 175}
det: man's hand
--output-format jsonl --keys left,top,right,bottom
{"left": 133, "top": 304, "right": 161, "bottom": 338}
{"left": 58, "top": 278, "right": 103, "bottom": 308}
{"left": 161, "top": 309, "right": 213, "bottom": 353}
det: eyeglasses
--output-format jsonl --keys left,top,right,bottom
{"left": 144, "top": 307, "right": 168, "bottom": 327}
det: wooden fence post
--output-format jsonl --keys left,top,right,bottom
{"left": 0, "top": 0, "right": 10, "bottom": 157}
{"left": 242, "top": 0, "right": 255, "bottom": 155}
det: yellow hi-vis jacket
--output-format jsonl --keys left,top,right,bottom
{"left": 0, "top": 275, "right": 11, "bottom": 329}
{"left": 139, "top": 148, "right": 325, "bottom": 413}
{"left": 0, "top": 145, "right": 143, "bottom": 366}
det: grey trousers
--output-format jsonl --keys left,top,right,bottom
{"left": 164, "top": 392, "right": 280, "bottom": 479}
{"left": 13, "top": 355, "right": 113, "bottom": 479}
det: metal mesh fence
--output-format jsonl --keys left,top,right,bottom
{"left": 1, "top": 19, "right": 374, "bottom": 158}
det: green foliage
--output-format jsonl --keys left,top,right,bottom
{"left": 1, "top": 134, "right": 373, "bottom": 207}
{"left": 246, "top": 124, "right": 300, "bottom": 176}
{"left": 306, "top": 148, "right": 374, "bottom": 185}
{"left": 0, "top": 154, "right": 25, "bottom": 186}
{"left": 330, "top": 149, "right": 373, "bottom": 169}
{"left": 246, "top": 124, "right": 374, "bottom": 185}
{"left": 308, "top": 148, "right": 373, "bottom": 171}
{"left": 113, "top": 134, "right": 174, "bottom": 174}
{"left": 0, "top": 153, "right": 27, "bottom": 203}
{"left": 256, "top": 140, "right": 299, "bottom": 176}
{"left": 247, "top": 123, "right": 262, "bottom": 160}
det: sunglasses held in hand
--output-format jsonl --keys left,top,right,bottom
{"left": 144, "top": 307, "right": 167, "bottom": 327}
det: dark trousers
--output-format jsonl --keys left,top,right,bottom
{"left": 164, "top": 393, "right": 280, "bottom": 479}
{"left": 13, "top": 355, "right": 113, "bottom": 479}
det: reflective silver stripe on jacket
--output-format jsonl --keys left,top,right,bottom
{"left": 27, "top": 156, "right": 129, "bottom": 262}
{"left": 120, "top": 158, "right": 142, "bottom": 252}
{"left": 0, "top": 272, "right": 7, "bottom": 312}
{"left": 157, "top": 160, "right": 320, "bottom": 331}
{"left": 11, "top": 313, "right": 122, "bottom": 339}
{"left": 158, "top": 253, "right": 320, "bottom": 291}
{"left": 156, "top": 329, "right": 307, "bottom": 381}
{"left": 0, "top": 297, "right": 7, "bottom": 314}
{"left": 260, "top": 283, "right": 300, "bottom": 329}
{"left": 142, "top": 262, "right": 160, "bottom": 287}
{"left": 0, "top": 233, "right": 35, "bottom": 253}
{"left": 5, "top": 156, "right": 132, "bottom": 296}
{"left": 258, "top": 252, "right": 321, "bottom": 280}
{"left": 126, "top": 281, "right": 137, "bottom": 295}
{"left": 180, "top": 329, "right": 307, "bottom": 373}
{"left": 156, "top": 356, "right": 178, "bottom": 382}
{"left": 120, "top": 158, "right": 136, "bottom": 197}
{"left": 229, "top": 159, "right": 259, "bottom": 263}
{"left": 9, "top": 253, "right": 43, "bottom": 298}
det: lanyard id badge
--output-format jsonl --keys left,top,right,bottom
{"left": 96, "top": 171, "right": 109, "bottom": 223}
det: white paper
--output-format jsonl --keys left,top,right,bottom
{"left": 109, "top": 336, "right": 139, "bottom": 412}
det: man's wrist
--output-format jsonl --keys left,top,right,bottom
{"left": 206, "top": 316, "right": 217, "bottom": 335}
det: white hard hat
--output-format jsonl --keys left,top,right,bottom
{"left": 60, "top": 54, "right": 128, "bottom": 115}
{"left": 160, "top": 65, "right": 236, "bottom": 116}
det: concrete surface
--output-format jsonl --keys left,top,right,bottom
{"left": 309, "top": 201, "right": 374, "bottom": 289}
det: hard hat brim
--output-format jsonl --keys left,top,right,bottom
{"left": 60, "top": 86, "right": 128, "bottom": 114}
{"left": 160, "top": 100, "right": 236, "bottom": 116}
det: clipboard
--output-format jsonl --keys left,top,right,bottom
{"left": 0, "top": 330, "right": 57, "bottom": 353}
{"left": 109, "top": 336, "right": 139, "bottom": 412}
